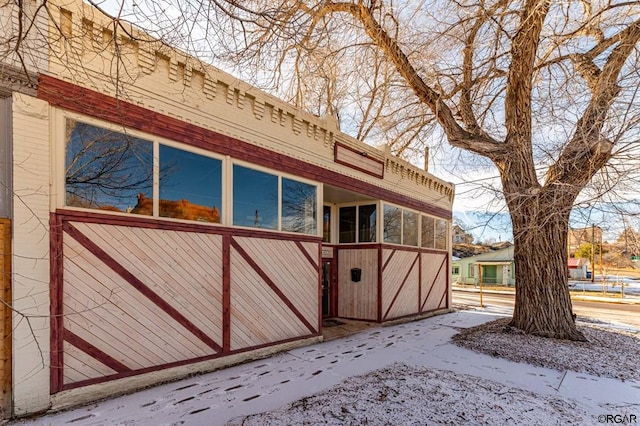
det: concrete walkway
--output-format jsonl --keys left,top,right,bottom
{"left": 12, "top": 310, "right": 640, "bottom": 426}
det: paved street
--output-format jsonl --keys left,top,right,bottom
{"left": 453, "top": 290, "right": 640, "bottom": 328}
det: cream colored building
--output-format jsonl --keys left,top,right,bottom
{"left": 0, "top": 0, "right": 454, "bottom": 418}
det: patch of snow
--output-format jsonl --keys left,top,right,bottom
{"left": 228, "top": 364, "right": 591, "bottom": 425}
{"left": 452, "top": 318, "right": 640, "bottom": 382}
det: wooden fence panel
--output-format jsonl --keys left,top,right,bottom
{"left": 58, "top": 221, "right": 223, "bottom": 390}
{"left": 53, "top": 214, "right": 321, "bottom": 392}
{"left": 229, "top": 237, "right": 319, "bottom": 351}
{"left": 382, "top": 248, "right": 420, "bottom": 320}
{"left": 421, "top": 252, "right": 448, "bottom": 312}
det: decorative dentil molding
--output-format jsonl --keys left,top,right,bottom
{"left": 50, "top": 0, "right": 454, "bottom": 203}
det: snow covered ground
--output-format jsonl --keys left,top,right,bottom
{"left": 569, "top": 275, "right": 640, "bottom": 295}
{"left": 12, "top": 309, "right": 640, "bottom": 426}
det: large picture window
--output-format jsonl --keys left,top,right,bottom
{"left": 233, "top": 165, "right": 278, "bottom": 229}
{"left": 233, "top": 165, "right": 318, "bottom": 235}
{"left": 64, "top": 118, "right": 320, "bottom": 235}
{"left": 282, "top": 178, "right": 317, "bottom": 234}
{"left": 359, "top": 204, "right": 377, "bottom": 243}
{"left": 65, "top": 120, "right": 153, "bottom": 214}
{"left": 421, "top": 215, "right": 448, "bottom": 250}
{"left": 159, "top": 145, "right": 222, "bottom": 223}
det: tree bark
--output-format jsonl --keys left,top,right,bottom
{"left": 508, "top": 192, "right": 586, "bottom": 341}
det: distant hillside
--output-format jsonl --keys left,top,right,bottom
{"left": 453, "top": 241, "right": 513, "bottom": 258}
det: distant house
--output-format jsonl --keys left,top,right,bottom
{"left": 453, "top": 248, "right": 592, "bottom": 285}
{"left": 452, "top": 247, "right": 515, "bottom": 287}
{"left": 452, "top": 224, "right": 474, "bottom": 244}
{"left": 568, "top": 257, "right": 590, "bottom": 279}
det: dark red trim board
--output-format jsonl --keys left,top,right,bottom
{"left": 222, "top": 235, "right": 231, "bottom": 353}
{"left": 64, "top": 329, "right": 132, "bottom": 373}
{"left": 39, "top": 75, "right": 452, "bottom": 220}
{"left": 295, "top": 241, "right": 319, "bottom": 270}
{"left": 62, "top": 332, "right": 320, "bottom": 391}
{"left": 56, "top": 209, "right": 321, "bottom": 243}
{"left": 49, "top": 213, "right": 64, "bottom": 394}
{"left": 377, "top": 247, "right": 383, "bottom": 323}
{"left": 230, "top": 238, "right": 317, "bottom": 334}
{"left": 438, "top": 289, "right": 447, "bottom": 309}
{"left": 63, "top": 222, "right": 222, "bottom": 353}
{"left": 382, "top": 249, "right": 396, "bottom": 272}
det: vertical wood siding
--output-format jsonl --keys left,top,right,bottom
{"left": 53, "top": 214, "right": 320, "bottom": 391}
{"left": 337, "top": 248, "right": 378, "bottom": 320}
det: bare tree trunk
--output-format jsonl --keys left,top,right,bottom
{"left": 509, "top": 196, "right": 586, "bottom": 341}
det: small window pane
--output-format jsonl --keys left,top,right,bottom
{"left": 233, "top": 165, "right": 277, "bottom": 229}
{"left": 323, "top": 206, "right": 331, "bottom": 243}
{"left": 159, "top": 145, "right": 222, "bottom": 223}
{"left": 383, "top": 205, "right": 401, "bottom": 244}
{"left": 339, "top": 206, "right": 356, "bottom": 243}
{"left": 65, "top": 120, "right": 153, "bottom": 214}
{"left": 435, "top": 219, "right": 448, "bottom": 250}
{"left": 421, "top": 215, "right": 435, "bottom": 248}
{"left": 282, "top": 178, "right": 317, "bottom": 234}
{"left": 403, "top": 210, "right": 418, "bottom": 246}
{"left": 358, "top": 204, "right": 377, "bottom": 243}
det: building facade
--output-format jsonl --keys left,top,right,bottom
{"left": 0, "top": 0, "right": 454, "bottom": 417}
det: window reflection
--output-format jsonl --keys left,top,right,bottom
{"left": 421, "top": 215, "right": 435, "bottom": 248}
{"left": 435, "top": 219, "right": 448, "bottom": 250}
{"left": 158, "top": 145, "right": 222, "bottom": 223}
{"left": 282, "top": 178, "right": 317, "bottom": 235}
{"left": 403, "top": 210, "right": 418, "bottom": 246}
{"left": 65, "top": 120, "right": 153, "bottom": 214}
{"left": 383, "top": 205, "right": 401, "bottom": 244}
{"left": 233, "top": 165, "right": 278, "bottom": 229}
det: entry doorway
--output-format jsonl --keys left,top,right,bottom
{"left": 322, "top": 260, "right": 335, "bottom": 318}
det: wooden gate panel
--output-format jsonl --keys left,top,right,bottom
{"left": 72, "top": 223, "right": 224, "bottom": 342}
{"left": 62, "top": 256, "right": 195, "bottom": 366}
{"left": 59, "top": 221, "right": 224, "bottom": 389}
{"left": 421, "top": 252, "right": 448, "bottom": 312}
{"left": 229, "top": 237, "right": 318, "bottom": 351}
{"left": 382, "top": 249, "right": 420, "bottom": 320}
{"left": 236, "top": 237, "right": 318, "bottom": 322}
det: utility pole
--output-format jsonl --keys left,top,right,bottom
{"left": 591, "top": 224, "right": 595, "bottom": 283}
